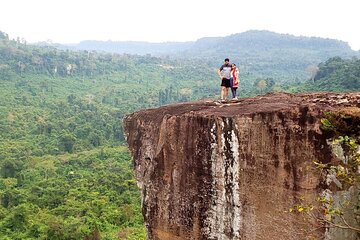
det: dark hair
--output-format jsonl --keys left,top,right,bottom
{"left": 225, "top": 58, "right": 230, "bottom": 62}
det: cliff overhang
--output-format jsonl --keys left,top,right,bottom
{"left": 123, "top": 92, "right": 360, "bottom": 240}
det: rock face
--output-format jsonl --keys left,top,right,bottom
{"left": 123, "top": 92, "right": 360, "bottom": 240}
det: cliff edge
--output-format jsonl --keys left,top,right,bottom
{"left": 123, "top": 92, "right": 360, "bottom": 240}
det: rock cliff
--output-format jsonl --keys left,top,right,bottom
{"left": 123, "top": 92, "right": 360, "bottom": 240}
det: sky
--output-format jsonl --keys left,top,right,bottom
{"left": 1, "top": 0, "right": 359, "bottom": 50}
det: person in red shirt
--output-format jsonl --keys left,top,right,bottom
{"left": 230, "top": 63, "right": 239, "bottom": 99}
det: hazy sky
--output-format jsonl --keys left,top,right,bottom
{"left": 1, "top": 0, "right": 359, "bottom": 50}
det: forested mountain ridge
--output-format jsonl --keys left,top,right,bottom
{"left": 60, "top": 40, "right": 194, "bottom": 56}
{"left": 0, "top": 31, "right": 217, "bottom": 157}
{"left": 288, "top": 56, "right": 360, "bottom": 93}
{"left": 180, "top": 30, "right": 359, "bottom": 81}
{"left": 50, "top": 30, "right": 360, "bottom": 84}
{"left": 54, "top": 30, "right": 357, "bottom": 58}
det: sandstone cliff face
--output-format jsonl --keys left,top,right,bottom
{"left": 123, "top": 92, "right": 360, "bottom": 240}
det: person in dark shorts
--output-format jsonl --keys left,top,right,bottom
{"left": 217, "top": 58, "right": 232, "bottom": 101}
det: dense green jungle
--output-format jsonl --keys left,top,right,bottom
{"left": 0, "top": 30, "right": 360, "bottom": 239}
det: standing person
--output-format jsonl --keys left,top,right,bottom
{"left": 217, "top": 58, "right": 232, "bottom": 101}
{"left": 230, "top": 63, "right": 239, "bottom": 99}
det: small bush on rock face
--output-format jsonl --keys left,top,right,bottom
{"left": 321, "top": 108, "right": 360, "bottom": 136}
{"left": 291, "top": 109, "right": 360, "bottom": 237}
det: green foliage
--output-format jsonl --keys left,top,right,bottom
{"left": 320, "top": 118, "right": 335, "bottom": 132}
{"left": 0, "top": 146, "right": 145, "bottom": 239}
{"left": 288, "top": 57, "right": 360, "bottom": 93}
{"left": 313, "top": 57, "right": 360, "bottom": 91}
{"left": 253, "top": 77, "right": 275, "bottom": 94}
{"left": 0, "top": 38, "right": 152, "bottom": 237}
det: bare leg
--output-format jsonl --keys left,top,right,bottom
{"left": 221, "top": 86, "right": 226, "bottom": 100}
{"left": 224, "top": 88, "right": 229, "bottom": 100}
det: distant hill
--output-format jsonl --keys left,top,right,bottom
{"left": 186, "top": 30, "right": 359, "bottom": 79}
{"left": 58, "top": 40, "right": 193, "bottom": 56}
{"left": 185, "top": 30, "right": 356, "bottom": 59}
{"left": 50, "top": 30, "right": 359, "bottom": 82}
{"left": 52, "top": 30, "right": 356, "bottom": 58}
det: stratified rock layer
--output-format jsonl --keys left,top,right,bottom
{"left": 123, "top": 92, "right": 360, "bottom": 240}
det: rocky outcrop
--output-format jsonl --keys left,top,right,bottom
{"left": 123, "top": 92, "right": 360, "bottom": 240}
